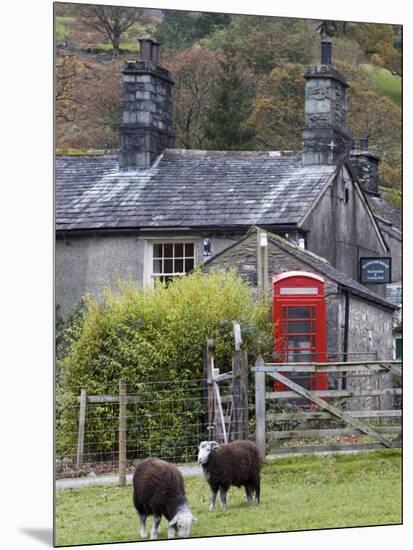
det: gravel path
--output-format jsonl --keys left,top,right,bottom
{"left": 56, "top": 464, "right": 203, "bottom": 490}
{"left": 56, "top": 447, "right": 371, "bottom": 490}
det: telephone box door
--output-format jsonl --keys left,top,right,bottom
{"left": 272, "top": 272, "right": 327, "bottom": 394}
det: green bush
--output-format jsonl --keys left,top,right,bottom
{"left": 56, "top": 269, "right": 272, "bottom": 462}
{"left": 56, "top": 17, "right": 71, "bottom": 44}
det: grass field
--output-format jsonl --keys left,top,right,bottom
{"left": 362, "top": 64, "right": 401, "bottom": 107}
{"left": 55, "top": 449, "right": 401, "bottom": 546}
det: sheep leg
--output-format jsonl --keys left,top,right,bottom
{"left": 255, "top": 482, "right": 260, "bottom": 504}
{"left": 245, "top": 486, "right": 253, "bottom": 504}
{"left": 219, "top": 487, "right": 227, "bottom": 510}
{"left": 209, "top": 489, "right": 218, "bottom": 510}
{"left": 150, "top": 515, "right": 162, "bottom": 539}
{"left": 139, "top": 514, "right": 148, "bottom": 539}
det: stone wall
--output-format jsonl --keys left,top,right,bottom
{"left": 345, "top": 295, "right": 394, "bottom": 410}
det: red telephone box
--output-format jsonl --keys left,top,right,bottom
{"left": 272, "top": 271, "right": 328, "bottom": 393}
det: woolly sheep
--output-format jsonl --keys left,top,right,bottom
{"left": 197, "top": 439, "right": 261, "bottom": 510}
{"left": 132, "top": 457, "right": 196, "bottom": 539}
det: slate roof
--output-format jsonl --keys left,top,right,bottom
{"left": 56, "top": 150, "right": 336, "bottom": 231}
{"left": 205, "top": 226, "right": 396, "bottom": 310}
{"left": 366, "top": 194, "right": 401, "bottom": 241}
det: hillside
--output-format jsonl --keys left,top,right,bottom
{"left": 362, "top": 64, "right": 401, "bottom": 107}
{"left": 55, "top": 4, "right": 401, "bottom": 199}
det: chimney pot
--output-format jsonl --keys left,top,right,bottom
{"left": 321, "top": 39, "right": 332, "bottom": 65}
{"left": 138, "top": 38, "right": 153, "bottom": 62}
{"left": 151, "top": 42, "right": 159, "bottom": 65}
{"left": 360, "top": 138, "right": 369, "bottom": 151}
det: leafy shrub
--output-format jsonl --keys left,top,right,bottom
{"left": 56, "top": 269, "right": 272, "bottom": 462}
{"left": 56, "top": 18, "right": 70, "bottom": 44}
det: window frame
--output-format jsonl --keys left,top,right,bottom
{"left": 143, "top": 238, "right": 197, "bottom": 287}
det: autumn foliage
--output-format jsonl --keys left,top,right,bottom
{"left": 55, "top": 4, "right": 401, "bottom": 192}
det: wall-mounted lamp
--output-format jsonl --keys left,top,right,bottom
{"left": 259, "top": 232, "right": 268, "bottom": 248}
{"left": 203, "top": 238, "right": 211, "bottom": 257}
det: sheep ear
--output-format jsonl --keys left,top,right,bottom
{"left": 169, "top": 514, "right": 178, "bottom": 527}
{"left": 211, "top": 441, "right": 219, "bottom": 450}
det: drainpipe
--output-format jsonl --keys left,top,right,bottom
{"left": 342, "top": 288, "right": 350, "bottom": 390}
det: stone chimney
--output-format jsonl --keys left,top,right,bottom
{"left": 302, "top": 39, "right": 351, "bottom": 165}
{"left": 350, "top": 139, "right": 380, "bottom": 195}
{"left": 119, "top": 38, "right": 175, "bottom": 171}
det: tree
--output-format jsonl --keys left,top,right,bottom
{"left": 155, "top": 10, "right": 231, "bottom": 51}
{"left": 56, "top": 55, "right": 87, "bottom": 122}
{"left": 201, "top": 16, "right": 319, "bottom": 76}
{"left": 163, "top": 48, "right": 220, "bottom": 148}
{"left": 247, "top": 63, "right": 305, "bottom": 150}
{"left": 336, "top": 61, "right": 401, "bottom": 189}
{"left": 348, "top": 23, "right": 402, "bottom": 76}
{"left": 79, "top": 4, "right": 145, "bottom": 55}
{"left": 56, "top": 56, "right": 121, "bottom": 150}
{"left": 203, "top": 49, "right": 256, "bottom": 150}
{"left": 82, "top": 59, "right": 123, "bottom": 142}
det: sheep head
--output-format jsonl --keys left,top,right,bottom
{"left": 169, "top": 509, "right": 197, "bottom": 538}
{"left": 197, "top": 441, "right": 219, "bottom": 464}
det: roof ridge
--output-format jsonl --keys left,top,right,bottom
{"left": 164, "top": 148, "right": 300, "bottom": 157}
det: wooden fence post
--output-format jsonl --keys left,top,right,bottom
{"left": 206, "top": 339, "right": 215, "bottom": 440}
{"left": 255, "top": 355, "right": 266, "bottom": 461}
{"left": 232, "top": 348, "right": 249, "bottom": 440}
{"left": 118, "top": 379, "right": 127, "bottom": 487}
{"left": 76, "top": 389, "right": 87, "bottom": 470}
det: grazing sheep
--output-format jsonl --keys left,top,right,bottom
{"left": 132, "top": 457, "right": 196, "bottom": 539}
{"left": 198, "top": 439, "right": 261, "bottom": 510}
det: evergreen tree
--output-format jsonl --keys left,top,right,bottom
{"left": 203, "top": 51, "right": 255, "bottom": 150}
{"left": 155, "top": 11, "right": 231, "bottom": 51}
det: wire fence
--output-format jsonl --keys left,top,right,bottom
{"left": 55, "top": 372, "right": 249, "bottom": 479}
{"left": 56, "top": 379, "right": 202, "bottom": 477}
{"left": 55, "top": 352, "right": 401, "bottom": 480}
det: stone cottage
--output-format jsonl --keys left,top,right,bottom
{"left": 56, "top": 36, "right": 401, "bottom": 360}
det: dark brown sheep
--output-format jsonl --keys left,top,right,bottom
{"left": 132, "top": 457, "right": 196, "bottom": 539}
{"left": 197, "top": 440, "right": 261, "bottom": 510}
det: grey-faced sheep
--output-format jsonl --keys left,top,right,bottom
{"left": 132, "top": 457, "right": 196, "bottom": 539}
{"left": 197, "top": 439, "right": 261, "bottom": 510}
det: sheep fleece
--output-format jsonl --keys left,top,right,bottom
{"left": 133, "top": 458, "right": 187, "bottom": 521}
{"left": 206, "top": 441, "right": 260, "bottom": 489}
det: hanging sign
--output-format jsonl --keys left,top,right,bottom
{"left": 360, "top": 257, "right": 391, "bottom": 284}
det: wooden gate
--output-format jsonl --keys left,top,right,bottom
{"left": 252, "top": 356, "right": 402, "bottom": 459}
{"left": 204, "top": 325, "right": 249, "bottom": 443}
